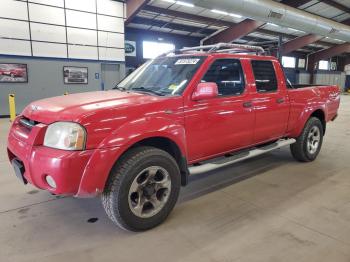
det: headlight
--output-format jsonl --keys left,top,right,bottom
{"left": 44, "top": 122, "right": 86, "bottom": 150}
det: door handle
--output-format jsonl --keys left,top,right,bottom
{"left": 243, "top": 101, "right": 253, "bottom": 108}
{"left": 276, "top": 98, "right": 284, "bottom": 104}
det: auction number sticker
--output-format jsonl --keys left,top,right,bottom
{"left": 175, "top": 59, "right": 200, "bottom": 65}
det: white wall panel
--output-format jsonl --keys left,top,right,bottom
{"left": 0, "top": 19, "right": 30, "bottom": 40}
{"left": 30, "top": 0, "right": 64, "bottom": 7}
{"left": 66, "top": 10, "right": 96, "bottom": 29}
{"left": 32, "top": 42, "right": 67, "bottom": 58}
{"left": 99, "top": 47, "right": 125, "bottom": 61}
{"left": 68, "top": 45, "right": 98, "bottom": 60}
{"left": 97, "top": 0, "right": 124, "bottom": 17}
{"left": 0, "top": 0, "right": 125, "bottom": 61}
{"left": 98, "top": 15, "right": 124, "bottom": 33}
{"left": 65, "top": 0, "right": 96, "bottom": 12}
{"left": 0, "top": 0, "right": 28, "bottom": 20}
{"left": 31, "top": 23, "right": 66, "bottom": 43}
{"left": 67, "top": 28, "right": 97, "bottom": 46}
{"left": 29, "top": 4, "right": 65, "bottom": 25}
{"left": 98, "top": 31, "right": 124, "bottom": 48}
{"left": 0, "top": 39, "right": 31, "bottom": 56}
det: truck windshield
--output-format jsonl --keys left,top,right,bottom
{"left": 115, "top": 56, "right": 205, "bottom": 96}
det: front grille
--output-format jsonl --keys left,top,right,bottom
{"left": 19, "top": 117, "right": 38, "bottom": 130}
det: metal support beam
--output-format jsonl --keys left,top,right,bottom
{"left": 342, "top": 18, "right": 350, "bottom": 26}
{"left": 280, "top": 0, "right": 310, "bottom": 8}
{"left": 203, "top": 19, "right": 265, "bottom": 45}
{"left": 280, "top": 34, "right": 324, "bottom": 55}
{"left": 126, "top": 0, "right": 150, "bottom": 24}
{"left": 307, "top": 43, "right": 350, "bottom": 71}
{"left": 277, "top": 35, "right": 283, "bottom": 61}
{"left": 141, "top": 5, "right": 333, "bottom": 48}
{"left": 319, "top": 0, "right": 350, "bottom": 14}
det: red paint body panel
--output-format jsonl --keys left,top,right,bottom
{"left": 7, "top": 53, "right": 341, "bottom": 197}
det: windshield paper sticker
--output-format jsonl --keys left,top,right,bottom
{"left": 175, "top": 59, "right": 200, "bottom": 65}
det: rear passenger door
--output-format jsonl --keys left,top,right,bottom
{"left": 250, "top": 60, "right": 289, "bottom": 143}
{"left": 185, "top": 58, "right": 255, "bottom": 161}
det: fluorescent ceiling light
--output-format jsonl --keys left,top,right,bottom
{"left": 162, "top": 0, "right": 176, "bottom": 3}
{"left": 267, "top": 23, "right": 279, "bottom": 27}
{"left": 288, "top": 27, "right": 305, "bottom": 33}
{"left": 327, "top": 37, "right": 345, "bottom": 43}
{"left": 229, "top": 13, "right": 242, "bottom": 18}
{"left": 211, "top": 9, "right": 242, "bottom": 18}
{"left": 176, "top": 1, "right": 194, "bottom": 7}
{"left": 211, "top": 9, "right": 228, "bottom": 15}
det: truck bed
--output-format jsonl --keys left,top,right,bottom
{"left": 290, "top": 84, "right": 329, "bottom": 89}
{"left": 287, "top": 85, "right": 340, "bottom": 126}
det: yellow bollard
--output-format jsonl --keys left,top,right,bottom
{"left": 64, "top": 92, "right": 69, "bottom": 95}
{"left": 8, "top": 94, "right": 16, "bottom": 122}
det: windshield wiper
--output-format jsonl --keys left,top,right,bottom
{"left": 113, "top": 86, "right": 127, "bottom": 91}
{"left": 131, "top": 87, "right": 166, "bottom": 96}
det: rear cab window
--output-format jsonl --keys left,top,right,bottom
{"left": 201, "top": 59, "right": 245, "bottom": 96}
{"left": 251, "top": 60, "right": 278, "bottom": 93}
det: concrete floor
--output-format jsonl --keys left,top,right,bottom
{"left": 0, "top": 96, "right": 349, "bottom": 262}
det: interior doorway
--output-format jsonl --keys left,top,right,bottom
{"left": 101, "top": 63, "right": 124, "bottom": 90}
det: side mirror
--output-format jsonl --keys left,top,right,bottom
{"left": 192, "top": 82, "right": 218, "bottom": 101}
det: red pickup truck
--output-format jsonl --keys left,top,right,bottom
{"left": 7, "top": 44, "right": 340, "bottom": 231}
{"left": 0, "top": 67, "right": 26, "bottom": 78}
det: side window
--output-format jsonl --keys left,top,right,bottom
{"left": 201, "top": 59, "right": 245, "bottom": 96}
{"left": 251, "top": 60, "right": 278, "bottom": 93}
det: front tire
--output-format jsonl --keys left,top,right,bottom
{"left": 290, "top": 117, "right": 324, "bottom": 162}
{"left": 102, "top": 146, "right": 181, "bottom": 232}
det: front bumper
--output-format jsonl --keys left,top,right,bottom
{"left": 7, "top": 116, "right": 122, "bottom": 197}
{"left": 7, "top": 133, "right": 93, "bottom": 195}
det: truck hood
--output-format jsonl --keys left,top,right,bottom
{"left": 22, "top": 90, "right": 164, "bottom": 124}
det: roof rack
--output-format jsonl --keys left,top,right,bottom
{"left": 158, "top": 43, "right": 265, "bottom": 58}
{"left": 180, "top": 43, "right": 265, "bottom": 55}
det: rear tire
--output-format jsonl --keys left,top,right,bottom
{"left": 290, "top": 117, "right": 324, "bottom": 162}
{"left": 102, "top": 146, "right": 181, "bottom": 232}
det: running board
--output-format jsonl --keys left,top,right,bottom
{"left": 189, "top": 138, "right": 296, "bottom": 175}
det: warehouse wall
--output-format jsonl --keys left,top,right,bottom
{"left": 0, "top": 0, "right": 126, "bottom": 116}
{"left": 0, "top": 0, "right": 125, "bottom": 61}
{"left": 296, "top": 70, "right": 346, "bottom": 90}
{"left": 314, "top": 71, "right": 346, "bottom": 91}
{"left": 0, "top": 56, "right": 125, "bottom": 115}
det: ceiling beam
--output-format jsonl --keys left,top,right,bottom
{"left": 318, "top": 0, "right": 350, "bottom": 13}
{"left": 307, "top": 43, "right": 350, "bottom": 70}
{"left": 280, "top": 34, "right": 325, "bottom": 55}
{"left": 204, "top": 19, "right": 265, "bottom": 45}
{"left": 126, "top": 0, "right": 151, "bottom": 24}
{"left": 280, "top": 0, "right": 311, "bottom": 8}
{"left": 138, "top": 5, "right": 333, "bottom": 49}
{"left": 342, "top": 18, "right": 350, "bottom": 26}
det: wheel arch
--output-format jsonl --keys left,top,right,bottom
{"left": 310, "top": 109, "right": 326, "bottom": 135}
{"left": 290, "top": 107, "right": 326, "bottom": 138}
{"left": 117, "top": 136, "right": 189, "bottom": 187}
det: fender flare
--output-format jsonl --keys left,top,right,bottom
{"left": 76, "top": 117, "right": 187, "bottom": 197}
{"left": 289, "top": 105, "right": 326, "bottom": 138}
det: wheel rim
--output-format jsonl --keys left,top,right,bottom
{"left": 307, "top": 126, "right": 321, "bottom": 154}
{"left": 128, "top": 166, "right": 171, "bottom": 218}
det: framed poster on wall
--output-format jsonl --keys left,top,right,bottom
{"left": 63, "top": 66, "right": 88, "bottom": 84}
{"left": 0, "top": 63, "right": 28, "bottom": 83}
